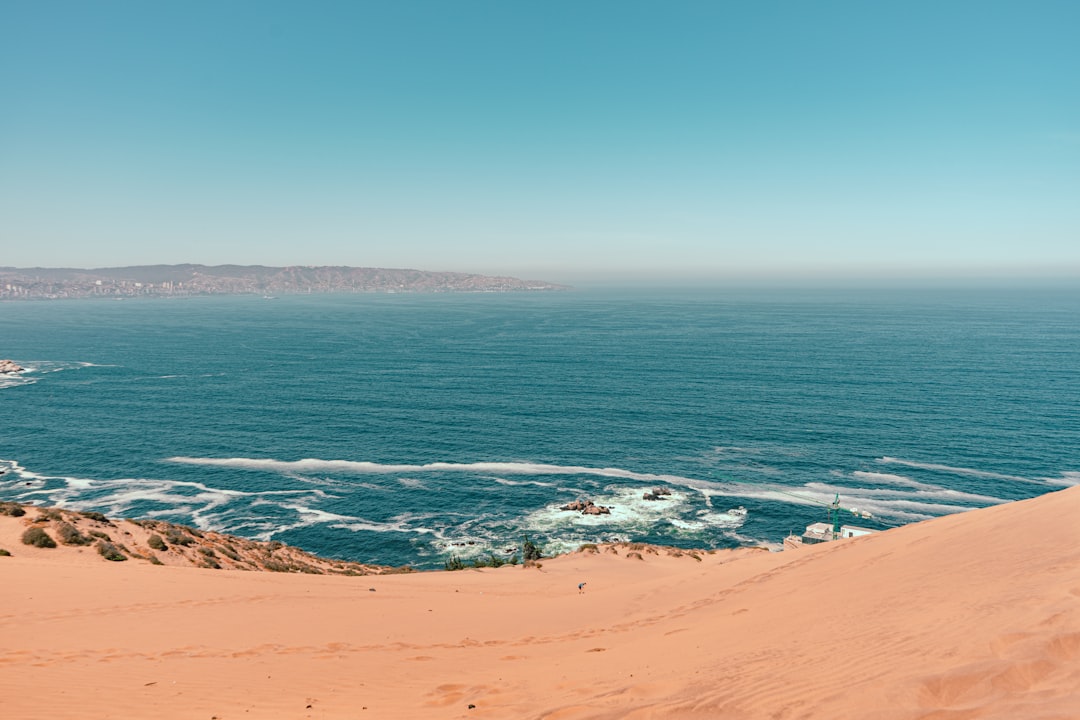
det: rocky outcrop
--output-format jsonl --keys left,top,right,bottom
{"left": 643, "top": 487, "right": 672, "bottom": 501}
{"left": 560, "top": 499, "right": 611, "bottom": 515}
{"left": 0, "top": 360, "right": 25, "bottom": 375}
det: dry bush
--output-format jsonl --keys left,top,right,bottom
{"left": 56, "top": 522, "right": 93, "bottom": 546}
{"left": 79, "top": 511, "right": 110, "bottom": 523}
{"left": 96, "top": 541, "right": 127, "bottom": 562}
{"left": 0, "top": 502, "right": 25, "bottom": 517}
{"left": 164, "top": 529, "right": 193, "bottom": 546}
{"left": 22, "top": 527, "right": 56, "bottom": 548}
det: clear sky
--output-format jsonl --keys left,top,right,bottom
{"left": 1, "top": 1, "right": 1077, "bottom": 283}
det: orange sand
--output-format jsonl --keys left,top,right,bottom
{"left": 2, "top": 486, "right": 1079, "bottom": 719}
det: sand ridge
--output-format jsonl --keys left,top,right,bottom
{"left": 2, "top": 487, "right": 1079, "bottom": 719}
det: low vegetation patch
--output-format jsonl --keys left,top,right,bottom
{"left": 522, "top": 536, "right": 543, "bottom": 561}
{"left": 79, "top": 511, "right": 110, "bottom": 523}
{"left": 22, "top": 526, "right": 57, "bottom": 548}
{"left": 164, "top": 529, "right": 194, "bottom": 547}
{"left": 147, "top": 534, "right": 167, "bottom": 551}
{"left": 96, "top": 541, "right": 127, "bottom": 562}
{"left": 0, "top": 548, "right": 11, "bottom": 557}
{"left": 0, "top": 502, "right": 26, "bottom": 517}
{"left": 34, "top": 508, "right": 63, "bottom": 522}
{"left": 56, "top": 522, "right": 94, "bottom": 546}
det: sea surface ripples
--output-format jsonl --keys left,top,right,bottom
{"left": 1, "top": 287, "right": 1077, "bottom": 567}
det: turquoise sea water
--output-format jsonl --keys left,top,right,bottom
{"left": 1, "top": 287, "right": 1077, "bottom": 568}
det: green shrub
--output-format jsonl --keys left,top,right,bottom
{"left": 96, "top": 541, "right": 127, "bottom": 562}
{"left": 198, "top": 547, "right": 217, "bottom": 558}
{"left": 22, "top": 527, "right": 57, "bottom": 548}
{"left": 0, "top": 548, "right": 11, "bottom": 556}
{"left": 444, "top": 555, "right": 465, "bottom": 571}
{"left": 56, "top": 522, "right": 93, "bottom": 546}
{"left": 147, "top": 534, "right": 167, "bottom": 551}
{"left": 522, "top": 536, "right": 542, "bottom": 561}
{"left": 89, "top": 530, "right": 112, "bottom": 541}
{"left": 148, "top": 554, "right": 163, "bottom": 565}
{"left": 80, "top": 511, "right": 110, "bottom": 523}
{"left": 34, "top": 508, "right": 63, "bottom": 522}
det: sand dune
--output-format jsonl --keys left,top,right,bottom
{"left": 2, "top": 486, "right": 1078, "bottom": 719}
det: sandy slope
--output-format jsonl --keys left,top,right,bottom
{"left": 1, "top": 486, "right": 1078, "bottom": 720}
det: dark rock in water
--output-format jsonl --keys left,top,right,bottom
{"left": 560, "top": 499, "right": 611, "bottom": 515}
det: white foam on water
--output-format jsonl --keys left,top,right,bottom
{"left": 173, "top": 454, "right": 1008, "bottom": 526}
{"left": 803, "top": 481, "right": 1006, "bottom": 506}
{"left": 851, "top": 471, "right": 933, "bottom": 489}
{"left": 520, "top": 486, "right": 699, "bottom": 540}
{"left": 694, "top": 509, "right": 750, "bottom": 529}
{"left": 0, "top": 375, "right": 36, "bottom": 389}
{"left": 878, "top": 457, "right": 1047, "bottom": 485}
{"left": 398, "top": 477, "right": 426, "bottom": 488}
{"left": 166, "top": 457, "right": 710, "bottom": 489}
{"left": 1044, "top": 471, "right": 1080, "bottom": 486}
{"left": 491, "top": 477, "right": 557, "bottom": 488}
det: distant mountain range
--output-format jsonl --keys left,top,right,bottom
{"left": 0, "top": 264, "right": 568, "bottom": 300}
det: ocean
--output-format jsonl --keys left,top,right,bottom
{"left": 1, "top": 286, "right": 1077, "bottom": 568}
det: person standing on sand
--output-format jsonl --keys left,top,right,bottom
{"left": 578, "top": 582, "right": 586, "bottom": 594}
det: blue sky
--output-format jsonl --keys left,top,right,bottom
{"left": 1, "top": 1, "right": 1077, "bottom": 283}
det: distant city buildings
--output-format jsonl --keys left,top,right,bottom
{"left": 0, "top": 265, "right": 566, "bottom": 300}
